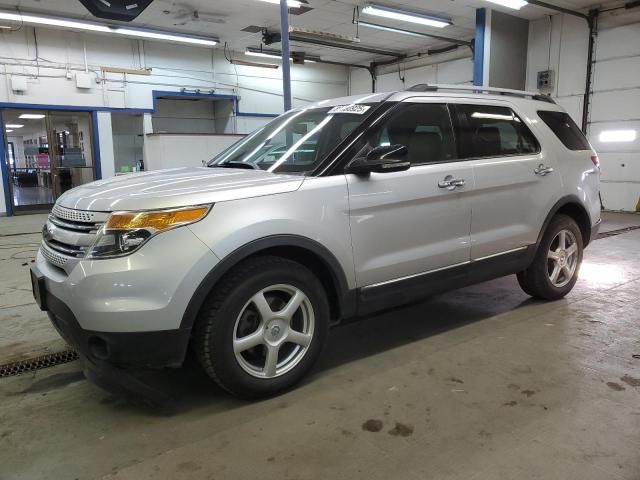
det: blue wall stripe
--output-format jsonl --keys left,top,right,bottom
{"left": 473, "top": 8, "right": 486, "bottom": 87}
{"left": 0, "top": 113, "right": 12, "bottom": 216}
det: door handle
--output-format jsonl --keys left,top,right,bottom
{"left": 438, "top": 176, "right": 466, "bottom": 190}
{"left": 534, "top": 164, "right": 554, "bottom": 176}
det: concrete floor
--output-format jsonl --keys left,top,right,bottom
{"left": 0, "top": 212, "right": 639, "bottom": 479}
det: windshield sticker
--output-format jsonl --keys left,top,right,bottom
{"left": 328, "top": 104, "right": 371, "bottom": 115}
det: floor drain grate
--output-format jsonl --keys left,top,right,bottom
{"left": 597, "top": 225, "right": 640, "bottom": 239}
{"left": 0, "top": 349, "right": 79, "bottom": 379}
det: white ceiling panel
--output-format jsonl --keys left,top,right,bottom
{"left": 0, "top": 0, "right": 618, "bottom": 64}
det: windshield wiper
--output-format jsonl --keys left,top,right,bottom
{"left": 210, "top": 161, "right": 258, "bottom": 170}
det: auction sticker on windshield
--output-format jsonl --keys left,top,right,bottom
{"left": 328, "top": 104, "right": 371, "bottom": 115}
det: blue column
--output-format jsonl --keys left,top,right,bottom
{"left": 280, "top": 0, "right": 292, "bottom": 111}
{"left": 0, "top": 112, "right": 12, "bottom": 216}
{"left": 473, "top": 8, "right": 486, "bottom": 87}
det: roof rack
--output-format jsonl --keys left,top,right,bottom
{"left": 405, "top": 83, "right": 556, "bottom": 104}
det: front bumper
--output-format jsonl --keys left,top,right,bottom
{"left": 33, "top": 263, "right": 191, "bottom": 368}
{"left": 31, "top": 225, "right": 219, "bottom": 368}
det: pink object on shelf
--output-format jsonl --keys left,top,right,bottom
{"left": 36, "top": 153, "right": 50, "bottom": 167}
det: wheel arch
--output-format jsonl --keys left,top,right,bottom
{"left": 537, "top": 196, "right": 593, "bottom": 247}
{"left": 181, "top": 235, "right": 356, "bottom": 330}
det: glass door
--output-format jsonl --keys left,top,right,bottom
{"left": 2, "top": 109, "right": 96, "bottom": 214}
{"left": 47, "top": 112, "right": 96, "bottom": 200}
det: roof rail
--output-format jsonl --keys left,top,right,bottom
{"left": 405, "top": 83, "right": 556, "bottom": 104}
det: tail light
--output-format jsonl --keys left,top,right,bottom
{"left": 591, "top": 154, "right": 600, "bottom": 170}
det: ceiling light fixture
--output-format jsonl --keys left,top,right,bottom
{"left": 5, "top": 124, "right": 24, "bottom": 128}
{"left": 245, "top": 47, "right": 318, "bottom": 63}
{"left": 598, "top": 129, "right": 637, "bottom": 143}
{"left": 0, "top": 10, "right": 218, "bottom": 47}
{"left": 5, "top": 129, "right": 13, "bottom": 133}
{"left": 19, "top": 114, "right": 46, "bottom": 119}
{"left": 361, "top": 4, "right": 452, "bottom": 28}
{"left": 113, "top": 27, "right": 217, "bottom": 46}
{"left": 358, "top": 21, "right": 425, "bottom": 37}
{"left": 483, "top": 0, "right": 528, "bottom": 10}
{"left": 255, "top": 0, "right": 302, "bottom": 8}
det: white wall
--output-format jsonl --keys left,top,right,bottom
{"left": 0, "top": 25, "right": 349, "bottom": 214}
{"left": 527, "top": 15, "right": 640, "bottom": 211}
{"left": 144, "top": 134, "right": 245, "bottom": 170}
{"left": 349, "top": 53, "right": 473, "bottom": 95}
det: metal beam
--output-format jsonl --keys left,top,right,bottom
{"left": 527, "top": 0, "right": 590, "bottom": 21}
{"left": 280, "top": 0, "right": 292, "bottom": 111}
{"left": 289, "top": 34, "right": 405, "bottom": 58}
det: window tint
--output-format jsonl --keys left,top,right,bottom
{"left": 537, "top": 111, "right": 591, "bottom": 151}
{"left": 453, "top": 105, "right": 539, "bottom": 158}
{"left": 367, "top": 103, "right": 456, "bottom": 164}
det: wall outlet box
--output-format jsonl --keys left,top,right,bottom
{"left": 76, "top": 72, "right": 92, "bottom": 89}
{"left": 537, "top": 70, "right": 554, "bottom": 90}
{"left": 10, "top": 75, "right": 28, "bottom": 92}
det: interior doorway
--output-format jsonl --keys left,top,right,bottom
{"left": 2, "top": 109, "right": 97, "bottom": 214}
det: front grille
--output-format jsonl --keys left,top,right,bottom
{"left": 41, "top": 206, "right": 109, "bottom": 269}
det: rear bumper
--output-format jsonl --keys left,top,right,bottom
{"left": 34, "top": 264, "right": 191, "bottom": 369}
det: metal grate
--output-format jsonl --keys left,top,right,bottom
{"left": 52, "top": 205, "right": 99, "bottom": 223}
{"left": 41, "top": 243, "right": 69, "bottom": 267}
{"left": 596, "top": 225, "right": 640, "bottom": 239}
{"left": 0, "top": 349, "right": 79, "bottom": 378}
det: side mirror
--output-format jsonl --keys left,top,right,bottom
{"left": 345, "top": 144, "right": 410, "bottom": 175}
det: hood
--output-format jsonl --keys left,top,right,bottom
{"left": 57, "top": 167, "right": 304, "bottom": 212}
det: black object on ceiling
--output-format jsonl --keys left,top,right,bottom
{"left": 77, "top": 0, "right": 155, "bottom": 22}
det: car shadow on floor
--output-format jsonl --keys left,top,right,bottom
{"left": 114, "top": 276, "right": 535, "bottom": 415}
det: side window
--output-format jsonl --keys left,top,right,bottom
{"left": 537, "top": 111, "right": 591, "bottom": 151}
{"left": 453, "top": 104, "right": 539, "bottom": 159}
{"left": 367, "top": 103, "right": 456, "bottom": 165}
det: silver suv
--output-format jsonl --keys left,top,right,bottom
{"left": 31, "top": 84, "right": 601, "bottom": 398}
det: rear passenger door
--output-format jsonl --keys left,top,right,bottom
{"left": 347, "top": 99, "right": 473, "bottom": 288}
{"left": 450, "top": 102, "right": 562, "bottom": 260}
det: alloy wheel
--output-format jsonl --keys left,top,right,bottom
{"left": 547, "top": 229, "right": 579, "bottom": 288}
{"left": 232, "top": 284, "right": 315, "bottom": 378}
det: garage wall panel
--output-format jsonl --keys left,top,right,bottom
{"left": 527, "top": 16, "right": 640, "bottom": 211}
{"left": 593, "top": 58, "right": 640, "bottom": 92}
{"left": 590, "top": 89, "right": 640, "bottom": 122}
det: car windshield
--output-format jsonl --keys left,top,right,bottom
{"left": 208, "top": 103, "right": 377, "bottom": 174}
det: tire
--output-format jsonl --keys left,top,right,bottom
{"left": 192, "top": 255, "right": 330, "bottom": 398}
{"left": 517, "top": 214, "right": 583, "bottom": 300}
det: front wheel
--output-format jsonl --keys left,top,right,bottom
{"left": 517, "top": 214, "right": 583, "bottom": 300}
{"left": 192, "top": 256, "right": 329, "bottom": 398}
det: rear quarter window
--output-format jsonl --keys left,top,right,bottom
{"left": 537, "top": 111, "right": 591, "bottom": 151}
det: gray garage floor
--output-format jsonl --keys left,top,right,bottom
{"left": 0, "top": 212, "right": 639, "bottom": 480}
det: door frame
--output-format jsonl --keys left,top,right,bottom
{"left": 0, "top": 106, "right": 103, "bottom": 216}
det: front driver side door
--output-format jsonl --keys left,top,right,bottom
{"left": 345, "top": 100, "right": 473, "bottom": 309}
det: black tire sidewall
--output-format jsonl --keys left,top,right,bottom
{"left": 531, "top": 215, "right": 584, "bottom": 298}
{"left": 204, "top": 259, "right": 329, "bottom": 398}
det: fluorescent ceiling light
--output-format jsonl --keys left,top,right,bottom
{"left": 113, "top": 27, "right": 217, "bottom": 46}
{"left": 256, "top": 0, "right": 302, "bottom": 7}
{"left": 5, "top": 129, "right": 13, "bottom": 133}
{"left": 5, "top": 124, "right": 24, "bottom": 128}
{"left": 0, "top": 10, "right": 218, "bottom": 47}
{"left": 484, "top": 0, "right": 528, "bottom": 10}
{"left": 362, "top": 4, "right": 452, "bottom": 28}
{"left": 598, "top": 129, "right": 637, "bottom": 143}
{"left": 19, "top": 113, "right": 46, "bottom": 119}
{"left": 358, "top": 21, "right": 425, "bottom": 37}
{"left": 0, "top": 11, "right": 111, "bottom": 32}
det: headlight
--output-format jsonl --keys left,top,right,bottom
{"left": 86, "top": 205, "right": 211, "bottom": 258}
